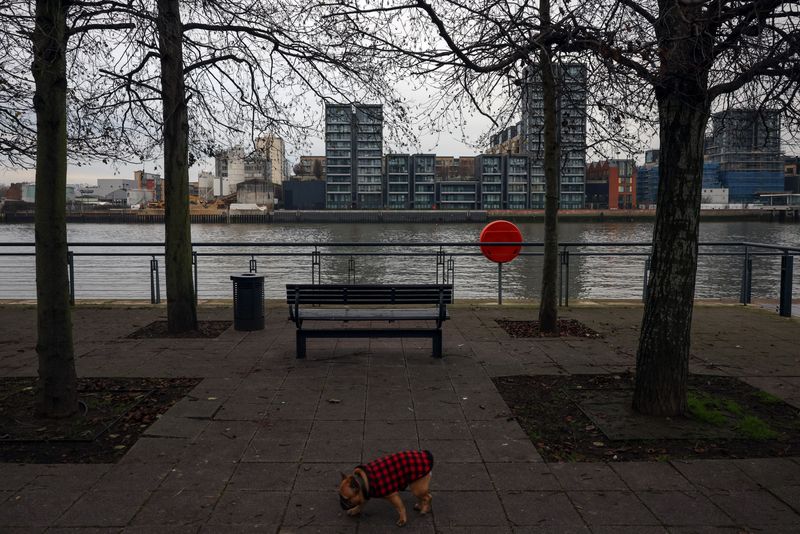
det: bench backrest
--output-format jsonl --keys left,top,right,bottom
{"left": 286, "top": 284, "right": 454, "bottom": 305}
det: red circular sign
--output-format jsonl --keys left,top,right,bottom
{"left": 479, "top": 220, "right": 522, "bottom": 263}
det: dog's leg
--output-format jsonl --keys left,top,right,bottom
{"left": 346, "top": 505, "right": 362, "bottom": 517}
{"left": 385, "top": 492, "right": 407, "bottom": 526}
{"left": 409, "top": 473, "right": 432, "bottom": 514}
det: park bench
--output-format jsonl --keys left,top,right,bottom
{"left": 286, "top": 283, "right": 453, "bottom": 359}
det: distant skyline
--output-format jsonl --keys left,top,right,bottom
{"left": 0, "top": 127, "right": 490, "bottom": 185}
{"left": 2, "top": 112, "right": 795, "bottom": 187}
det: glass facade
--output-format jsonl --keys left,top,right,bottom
{"left": 325, "top": 103, "right": 384, "bottom": 209}
{"left": 386, "top": 154, "right": 411, "bottom": 209}
{"left": 412, "top": 154, "right": 436, "bottom": 209}
{"left": 506, "top": 155, "right": 530, "bottom": 209}
{"left": 522, "top": 63, "right": 587, "bottom": 209}
{"left": 478, "top": 155, "right": 503, "bottom": 209}
{"left": 437, "top": 181, "right": 478, "bottom": 210}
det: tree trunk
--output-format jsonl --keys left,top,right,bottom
{"left": 633, "top": 94, "right": 707, "bottom": 415}
{"left": 157, "top": 0, "right": 196, "bottom": 333}
{"left": 32, "top": 0, "right": 77, "bottom": 417}
{"left": 537, "top": 0, "right": 559, "bottom": 333}
{"left": 632, "top": 0, "right": 712, "bottom": 415}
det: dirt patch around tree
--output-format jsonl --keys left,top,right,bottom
{"left": 493, "top": 373, "right": 800, "bottom": 462}
{"left": 0, "top": 377, "right": 200, "bottom": 463}
{"left": 126, "top": 320, "right": 232, "bottom": 339}
{"left": 496, "top": 319, "right": 602, "bottom": 338}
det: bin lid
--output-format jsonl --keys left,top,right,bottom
{"left": 230, "top": 273, "right": 266, "bottom": 280}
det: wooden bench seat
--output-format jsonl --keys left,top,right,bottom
{"left": 286, "top": 284, "right": 453, "bottom": 359}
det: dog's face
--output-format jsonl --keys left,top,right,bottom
{"left": 339, "top": 473, "right": 365, "bottom": 510}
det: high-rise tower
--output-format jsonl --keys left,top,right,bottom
{"left": 521, "top": 63, "right": 587, "bottom": 209}
{"left": 325, "top": 103, "right": 383, "bottom": 209}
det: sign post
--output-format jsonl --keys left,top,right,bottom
{"left": 479, "top": 220, "right": 523, "bottom": 304}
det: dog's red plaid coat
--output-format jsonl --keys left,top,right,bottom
{"left": 359, "top": 450, "right": 434, "bottom": 499}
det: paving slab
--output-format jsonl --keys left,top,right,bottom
{"left": 130, "top": 489, "right": 219, "bottom": 526}
{"left": 636, "top": 491, "right": 734, "bottom": 526}
{"left": 1, "top": 304, "right": 800, "bottom": 532}
{"left": 706, "top": 490, "right": 800, "bottom": 526}
{"left": 433, "top": 490, "right": 508, "bottom": 527}
{"left": 499, "top": 490, "right": 586, "bottom": 528}
{"left": 206, "top": 490, "right": 289, "bottom": 525}
{"left": 567, "top": 490, "right": 660, "bottom": 526}
{"left": 55, "top": 489, "right": 151, "bottom": 527}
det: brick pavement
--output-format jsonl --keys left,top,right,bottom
{"left": 0, "top": 302, "right": 799, "bottom": 533}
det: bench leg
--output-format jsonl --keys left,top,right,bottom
{"left": 432, "top": 330, "right": 442, "bottom": 359}
{"left": 296, "top": 330, "right": 306, "bottom": 359}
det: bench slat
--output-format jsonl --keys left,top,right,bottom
{"left": 297, "top": 308, "right": 447, "bottom": 321}
{"left": 286, "top": 284, "right": 453, "bottom": 305}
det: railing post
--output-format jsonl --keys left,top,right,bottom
{"left": 739, "top": 247, "right": 752, "bottom": 305}
{"left": 779, "top": 252, "right": 793, "bottom": 317}
{"left": 559, "top": 248, "right": 570, "bottom": 307}
{"left": 149, "top": 256, "right": 161, "bottom": 304}
{"left": 249, "top": 255, "right": 257, "bottom": 273}
{"left": 192, "top": 251, "right": 198, "bottom": 302}
{"left": 347, "top": 256, "right": 355, "bottom": 284}
{"left": 436, "top": 247, "right": 445, "bottom": 284}
{"left": 498, "top": 262, "right": 503, "bottom": 305}
{"left": 447, "top": 255, "right": 455, "bottom": 286}
{"left": 642, "top": 256, "right": 651, "bottom": 303}
{"left": 311, "top": 248, "right": 321, "bottom": 284}
{"left": 67, "top": 251, "right": 75, "bottom": 306}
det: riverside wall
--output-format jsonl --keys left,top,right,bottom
{"left": 1, "top": 207, "right": 797, "bottom": 224}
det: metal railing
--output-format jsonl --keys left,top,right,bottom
{"left": 1, "top": 240, "right": 798, "bottom": 316}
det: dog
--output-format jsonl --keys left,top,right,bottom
{"left": 338, "top": 449, "right": 433, "bottom": 527}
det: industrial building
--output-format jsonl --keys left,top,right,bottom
{"left": 705, "top": 109, "right": 784, "bottom": 203}
{"left": 487, "top": 122, "right": 524, "bottom": 155}
{"left": 214, "top": 135, "right": 286, "bottom": 196}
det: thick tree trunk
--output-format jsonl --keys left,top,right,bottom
{"left": 157, "top": 0, "right": 196, "bottom": 332}
{"left": 32, "top": 0, "right": 77, "bottom": 417}
{"left": 537, "top": 0, "right": 559, "bottom": 333}
{"left": 633, "top": 95, "right": 707, "bottom": 415}
{"left": 633, "top": 1, "right": 712, "bottom": 415}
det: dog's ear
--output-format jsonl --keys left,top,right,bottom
{"left": 340, "top": 472, "right": 348, "bottom": 481}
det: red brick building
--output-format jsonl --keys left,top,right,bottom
{"left": 585, "top": 159, "right": 637, "bottom": 209}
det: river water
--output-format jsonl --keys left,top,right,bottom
{"left": 0, "top": 221, "right": 797, "bottom": 302}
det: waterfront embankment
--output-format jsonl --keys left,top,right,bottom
{"left": 2, "top": 207, "right": 798, "bottom": 224}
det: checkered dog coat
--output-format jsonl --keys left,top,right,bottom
{"left": 358, "top": 450, "right": 434, "bottom": 499}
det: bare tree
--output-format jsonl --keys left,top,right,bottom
{"left": 1, "top": 0, "right": 134, "bottom": 416}
{"left": 567, "top": 0, "right": 799, "bottom": 415}
{"left": 96, "top": 0, "right": 408, "bottom": 332}
{"left": 536, "top": 0, "right": 561, "bottom": 333}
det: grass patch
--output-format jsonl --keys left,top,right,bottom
{"left": 689, "top": 391, "right": 779, "bottom": 440}
{"left": 738, "top": 416, "right": 779, "bottom": 440}
{"left": 756, "top": 390, "right": 783, "bottom": 404}
{"left": 494, "top": 374, "right": 800, "bottom": 462}
{"left": 687, "top": 391, "right": 728, "bottom": 426}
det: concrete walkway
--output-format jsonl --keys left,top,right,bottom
{"left": 0, "top": 302, "right": 799, "bottom": 533}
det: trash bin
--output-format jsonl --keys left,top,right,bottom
{"left": 230, "top": 273, "right": 266, "bottom": 331}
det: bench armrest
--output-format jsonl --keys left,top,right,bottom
{"left": 437, "top": 286, "right": 446, "bottom": 328}
{"left": 289, "top": 287, "right": 301, "bottom": 327}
